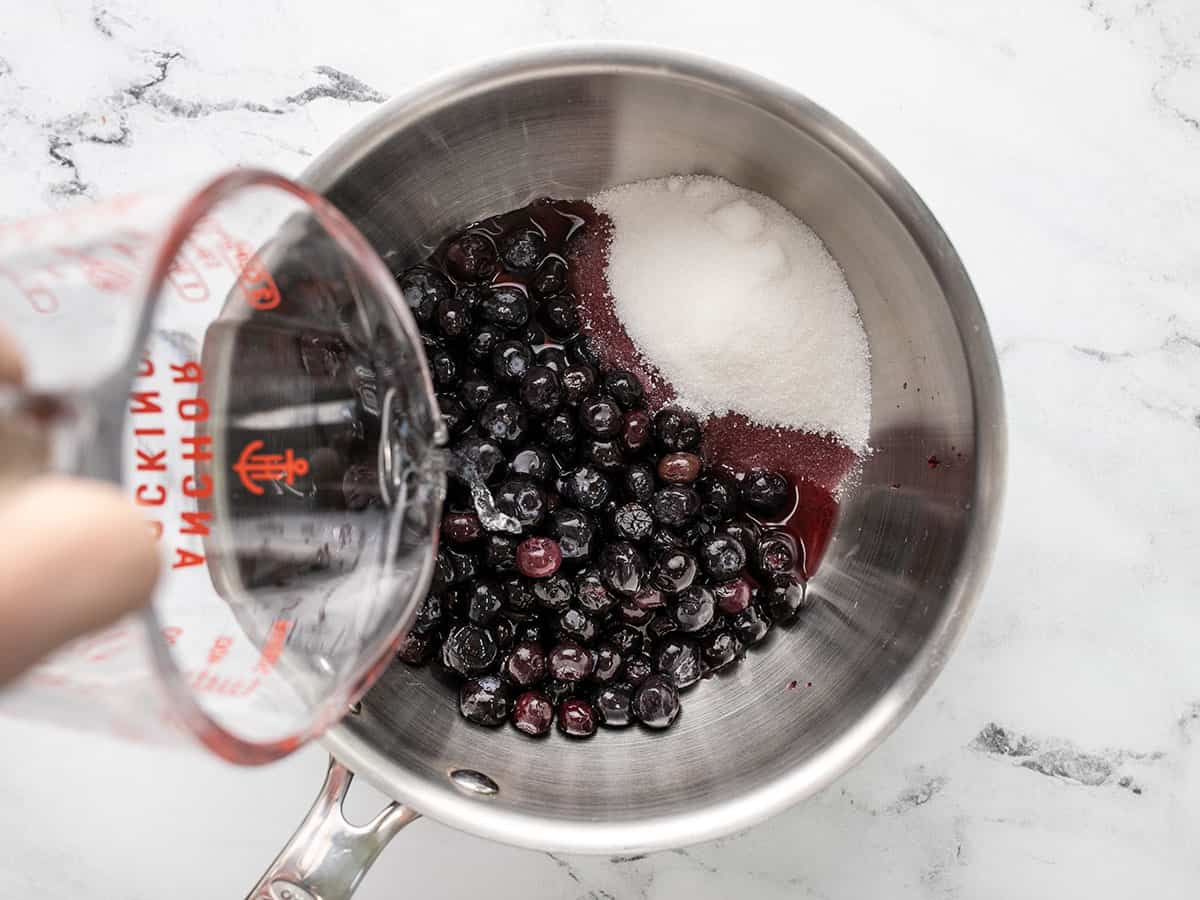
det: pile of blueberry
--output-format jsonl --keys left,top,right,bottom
{"left": 392, "top": 205, "right": 809, "bottom": 738}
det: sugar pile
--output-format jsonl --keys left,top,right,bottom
{"left": 590, "top": 175, "right": 871, "bottom": 453}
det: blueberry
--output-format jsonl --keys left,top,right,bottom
{"left": 445, "top": 232, "right": 497, "bottom": 282}
{"left": 548, "top": 640, "right": 594, "bottom": 682}
{"left": 535, "top": 345, "right": 571, "bottom": 373}
{"left": 721, "top": 519, "right": 762, "bottom": 558}
{"left": 541, "top": 410, "right": 578, "bottom": 449}
{"left": 657, "top": 452, "right": 702, "bottom": 485}
{"left": 765, "top": 575, "right": 807, "bottom": 622}
{"left": 592, "top": 642, "right": 623, "bottom": 683}
{"left": 540, "top": 294, "right": 580, "bottom": 339}
{"left": 412, "top": 593, "right": 444, "bottom": 634}
{"left": 646, "top": 612, "right": 679, "bottom": 643}
{"left": 544, "top": 678, "right": 578, "bottom": 706}
{"left": 581, "top": 439, "right": 625, "bottom": 473}
{"left": 754, "top": 530, "right": 800, "bottom": 580}
{"left": 441, "top": 548, "right": 479, "bottom": 587}
{"left": 652, "top": 485, "right": 701, "bottom": 527}
{"left": 551, "top": 507, "right": 598, "bottom": 563}
{"left": 649, "top": 528, "right": 688, "bottom": 555}
{"left": 531, "top": 256, "right": 567, "bottom": 298}
{"left": 610, "top": 501, "right": 655, "bottom": 542}
{"left": 503, "top": 640, "right": 547, "bottom": 686}
{"left": 599, "top": 541, "right": 648, "bottom": 597}
{"left": 500, "top": 575, "right": 537, "bottom": 619}
{"left": 622, "top": 652, "right": 654, "bottom": 686}
{"left": 731, "top": 604, "right": 772, "bottom": 646}
{"left": 594, "top": 683, "right": 634, "bottom": 726}
{"left": 522, "top": 319, "right": 547, "bottom": 347}
{"left": 519, "top": 365, "right": 562, "bottom": 416}
{"left": 606, "top": 625, "right": 644, "bottom": 658}
{"left": 633, "top": 675, "right": 680, "bottom": 728}
{"left": 493, "top": 617, "right": 515, "bottom": 653}
{"left": 515, "top": 620, "right": 547, "bottom": 645}
{"left": 630, "top": 586, "right": 666, "bottom": 611}
{"left": 397, "top": 266, "right": 453, "bottom": 324}
{"left": 701, "top": 630, "right": 741, "bottom": 671}
{"left": 672, "top": 586, "right": 715, "bottom": 633}
{"left": 511, "top": 690, "right": 554, "bottom": 736}
{"left": 653, "top": 408, "right": 701, "bottom": 452}
{"left": 622, "top": 409, "right": 652, "bottom": 453}
{"left": 565, "top": 335, "right": 601, "bottom": 368}
{"left": 557, "top": 698, "right": 598, "bottom": 737}
{"left": 741, "top": 468, "right": 792, "bottom": 519}
{"left": 602, "top": 369, "right": 644, "bottom": 409}
{"left": 557, "top": 607, "right": 598, "bottom": 643}
{"left": 478, "top": 398, "right": 528, "bottom": 444}
{"left": 456, "top": 284, "right": 488, "bottom": 309}
{"left": 575, "top": 567, "right": 617, "bottom": 615}
{"left": 494, "top": 478, "right": 547, "bottom": 529}
{"left": 500, "top": 228, "right": 546, "bottom": 273}
{"left": 699, "top": 535, "right": 747, "bottom": 581}
{"left": 579, "top": 395, "right": 624, "bottom": 439}
{"left": 467, "top": 325, "right": 505, "bottom": 364}
{"left": 655, "top": 636, "right": 701, "bottom": 688}
{"left": 624, "top": 464, "right": 657, "bottom": 504}
{"left": 431, "top": 352, "right": 458, "bottom": 389}
{"left": 458, "top": 377, "right": 496, "bottom": 413}
{"left": 516, "top": 537, "right": 562, "bottom": 578}
{"left": 561, "top": 364, "right": 597, "bottom": 406}
{"left": 478, "top": 286, "right": 530, "bottom": 330}
{"left": 492, "top": 339, "right": 533, "bottom": 383}
{"left": 436, "top": 295, "right": 472, "bottom": 340}
{"left": 396, "top": 630, "right": 435, "bottom": 664}
{"left": 698, "top": 471, "right": 740, "bottom": 522}
{"left": 511, "top": 445, "right": 557, "bottom": 483}
{"left": 650, "top": 548, "right": 697, "bottom": 594}
{"left": 562, "top": 465, "right": 611, "bottom": 510}
{"left": 436, "top": 394, "right": 470, "bottom": 437}
{"left": 459, "top": 674, "right": 510, "bottom": 726}
{"left": 442, "top": 624, "right": 499, "bottom": 676}
{"left": 712, "top": 576, "right": 753, "bottom": 615}
{"left": 485, "top": 534, "right": 519, "bottom": 573}
{"left": 430, "top": 551, "right": 455, "bottom": 593}
{"left": 466, "top": 578, "right": 505, "bottom": 625}
{"left": 533, "top": 574, "right": 574, "bottom": 613}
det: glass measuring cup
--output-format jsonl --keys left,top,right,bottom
{"left": 0, "top": 170, "right": 445, "bottom": 763}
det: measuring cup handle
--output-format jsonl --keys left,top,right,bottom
{"left": 247, "top": 757, "right": 419, "bottom": 900}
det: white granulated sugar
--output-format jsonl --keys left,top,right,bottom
{"left": 591, "top": 175, "right": 871, "bottom": 452}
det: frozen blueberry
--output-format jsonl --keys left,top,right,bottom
{"left": 466, "top": 578, "right": 505, "bottom": 625}
{"left": 741, "top": 468, "right": 792, "bottom": 519}
{"left": 557, "top": 698, "right": 597, "bottom": 737}
{"left": 445, "top": 232, "right": 497, "bottom": 282}
{"left": 551, "top": 507, "right": 598, "bottom": 563}
{"left": 436, "top": 295, "right": 472, "bottom": 340}
{"left": 602, "top": 369, "right": 644, "bottom": 409}
{"left": 397, "top": 266, "right": 453, "bottom": 324}
{"left": 672, "top": 586, "right": 715, "bottom": 633}
{"left": 441, "top": 624, "right": 499, "bottom": 677}
{"left": 548, "top": 640, "right": 594, "bottom": 682}
{"left": 765, "top": 576, "right": 807, "bottom": 622}
{"left": 633, "top": 675, "right": 680, "bottom": 728}
{"left": 652, "top": 485, "right": 701, "bottom": 527}
{"left": 519, "top": 366, "right": 563, "bottom": 416}
{"left": 478, "top": 398, "right": 528, "bottom": 444}
{"left": 599, "top": 541, "right": 648, "bottom": 597}
{"left": 698, "top": 471, "right": 741, "bottom": 523}
{"left": 535, "top": 345, "right": 571, "bottom": 373}
{"left": 731, "top": 604, "right": 772, "bottom": 646}
{"left": 478, "top": 285, "right": 530, "bottom": 330}
{"left": 579, "top": 395, "right": 624, "bottom": 439}
{"left": 754, "top": 530, "right": 800, "bottom": 580}
{"left": 494, "top": 478, "right": 547, "bottom": 529}
{"left": 594, "top": 683, "right": 634, "bottom": 727}
{"left": 606, "top": 625, "right": 644, "bottom": 658}
{"left": 699, "top": 535, "right": 747, "bottom": 581}
{"left": 557, "top": 607, "right": 598, "bottom": 644}
{"left": 511, "top": 690, "right": 554, "bottom": 736}
{"left": 516, "top": 537, "right": 562, "bottom": 578}
{"left": 655, "top": 636, "right": 701, "bottom": 688}
{"left": 624, "top": 464, "right": 656, "bottom": 504}
{"left": 500, "top": 228, "right": 547, "bottom": 273}
{"left": 467, "top": 325, "right": 505, "bottom": 364}
{"left": 531, "top": 256, "right": 568, "bottom": 298}
{"left": 541, "top": 294, "right": 580, "bottom": 340}
{"left": 650, "top": 548, "right": 697, "bottom": 594}
{"left": 492, "top": 339, "right": 533, "bottom": 383}
{"left": 712, "top": 576, "right": 753, "bottom": 615}
{"left": 560, "top": 364, "right": 597, "bottom": 406}
{"left": 562, "top": 465, "right": 611, "bottom": 510}
{"left": 581, "top": 439, "right": 625, "bottom": 473}
{"left": 396, "top": 630, "right": 435, "bottom": 664}
{"left": 533, "top": 574, "right": 574, "bottom": 613}
{"left": 541, "top": 410, "right": 578, "bottom": 449}
{"left": 610, "top": 501, "right": 655, "bottom": 542}
{"left": 622, "top": 409, "right": 652, "bottom": 453}
{"left": 485, "top": 534, "right": 519, "bottom": 573}
{"left": 458, "top": 377, "right": 496, "bottom": 413}
{"left": 701, "top": 630, "right": 741, "bottom": 671}
{"left": 653, "top": 408, "right": 701, "bottom": 452}
{"left": 575, "top": 568, "right": 617, "bottom": 615}
{"left": 657, "top": 452, "right": 702, "bottom": 485}
{"left": 510, "top": 445, "right": 557, "bottom": 483}
{"left": 459, "top": 674, "right": 510, "bottom": 726}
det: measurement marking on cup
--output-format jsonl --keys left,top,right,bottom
{"left": 233, "top": 440, "right": 309, "bottom": 495}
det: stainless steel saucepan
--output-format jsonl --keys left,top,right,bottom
{"left": 248, "top": 45, "right": 1006, "bottom": 900}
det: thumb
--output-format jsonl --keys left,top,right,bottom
{"left": 0, "top": 476, "right": 160, "bottom": 686}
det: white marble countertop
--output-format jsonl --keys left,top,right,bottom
{"left": 2, "top": 1, "right": 1199, "bottom": 897}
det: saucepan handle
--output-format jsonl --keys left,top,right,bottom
{"left": 246, "top": 756, "right": 419, "bottom": 900}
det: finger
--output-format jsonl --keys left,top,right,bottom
{"left": 0, "top": 476, "right": 160, "bottom": 686}
{"left": 0, "top": 328, "right": 24, "bottom": 385}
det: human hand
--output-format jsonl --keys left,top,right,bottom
{"left": 0, "top": 329, "right": 159, "bottom": 686}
